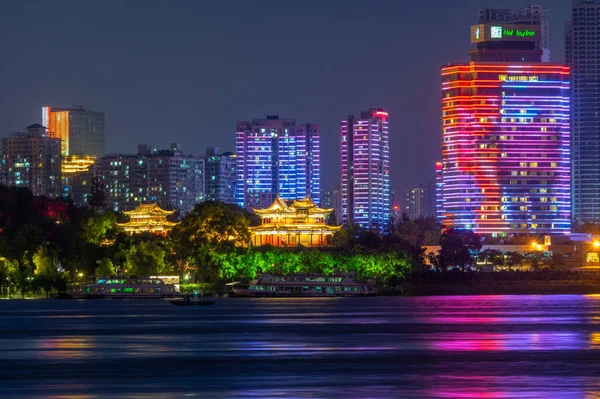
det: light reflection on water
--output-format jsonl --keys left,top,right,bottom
{"left": 1, "top": 296, "right": 600, "bottom": 398}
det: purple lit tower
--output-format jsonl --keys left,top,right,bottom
{"left": 340, "top": 109, "right": 390, "bottom": 233}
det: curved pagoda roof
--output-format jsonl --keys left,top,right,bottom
{"left": 254, "top": 195, "right": 334, "bottom": 216}
{"left": 122, "top": 203, "right": 176, "bottom": 217}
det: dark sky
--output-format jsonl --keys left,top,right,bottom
{"left": 0, "top": 0, "right": 570, "bottom": 198}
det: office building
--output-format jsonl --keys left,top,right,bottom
{"left": 477, "top": 4, "right": 550, "bottom": 62}
{"left": 97, "top": 144, "right": 204, "bottom": 213}
{"left": 340, "top": 109, "right": 390, "bottom": 232}
{"left": 1, "top": 124, "right": 61, "bottom": 198}
{"left": 566, "top": 0, "right": 600, "bottom": 222}
{"left": 204, "top": 147, "right": 236, "bottom": 204}
{"left": 439, "top": 18, "right": 571, "bottom": 235}
{"left": 42, "top": 106, "right": 105, "bottom": 156}
{"left": 235, "top": 115, "right": 320, "bottom": 209}
{"left": 62, "top": 155, "right": 96, "bottom": 207}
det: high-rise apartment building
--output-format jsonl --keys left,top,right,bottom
{"left": 404, "top": 184, "right": 435, "bottom": 220}
{"left": 320, "top": 187, "right": 342, "bottom": 225}
{"left": 340, "top": 109, "right": 390, "bottom": 232}
{"left": 567, "top": 0, "right": 600, "bottom": 222}
{"left": 477, "top": 5, "right": 550, "bottom": 62}
{"left": 235, "top": 115, "right": 320, "bottom": 209}
{"left": 204, "top": 147, "right": 236, "bottom": 204}
{"left": 42, "top": 106, "right": 105, "bottom": 157}
{"left": 97, "top": 144, "right": 204, "bottom": 213}
{"left": 439, "top": 16, "right": 571, "bottom": 235}
{"left": 1, "top": 124, "right": 61, "bottom": 198}
{"left": 61, "top": 155, "right": 96, "bottom": 207}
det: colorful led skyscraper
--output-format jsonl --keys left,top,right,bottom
{"left": 235, "top": 115, "right": 320, "bottom": 210}
{"left": 340, "top": 109, "right": 390, "bottom": 233}
{"left": 439, "top": 15, "right": 571, "bottom": 235}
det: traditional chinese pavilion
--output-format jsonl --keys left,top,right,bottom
{"left": 250, "top": 196, "right": 342, "bottom": 247}
{"left": 117, "top": 203, "right": 179, "bottom": 236}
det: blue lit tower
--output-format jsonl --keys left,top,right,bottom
{"left": 235, "top": 115, "right": 320, "bottom": 210}
{"left": 340, "top": 109, "right": 390, "bottom": 233}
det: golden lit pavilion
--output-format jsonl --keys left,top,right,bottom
{"left": 117, "top": 203, "right": 179, "bottom": 236}
{"left": 250, "top": 196, "right": 342, "bottom": 247}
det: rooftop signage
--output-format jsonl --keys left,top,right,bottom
{"left": 471, "top": 24, "right": 539, "bottom": 44}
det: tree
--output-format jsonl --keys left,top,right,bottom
{"left": 33, "top": 244, "right": 58, "bottom": 277}
{"left": 504, "top": 252, "right": 524, "bottom": 271}
{"left": 0, "top": 257, "right": 19, "bottom": 297}
{"left": 524, "top": 251, "right": 547, "bottom": 271}
{"left": 478, "top": 249, "right": 503, "bottom": 271}
{"left": 82, "top": 212, "right": 119, "bottom": 245}
{"left": 95, "top": 258, "right": 115, "bottom": 276}
{"left": 544, "top": 253, "right": 567, "bottom": 270}
{"left": 437, "top": 228, "right": 482, "bottom": 272}
{"left": 32, "top": 244, "right": 61, "bottom": 297}
{"left": 88, "top": 177, "right": 106, "bottom": 212}
{"left": 172, "top": 202, "right": 252, "bottom": 255}
{"left": 125, "top": 242, "right": 168, "bottom": 276}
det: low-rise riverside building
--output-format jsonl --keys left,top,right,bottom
{"left": 117, "top": 203, "right": 179, "bottom": 236}
{"left": 250, "top": 196, "right": 341, "bottom": 247}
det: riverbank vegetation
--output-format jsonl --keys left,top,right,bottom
{"left": 0, "top": 185, "right": 587, "bottom": 298}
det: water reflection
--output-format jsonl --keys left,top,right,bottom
{"left": 0, "top": 296, "right": 600, "bottom": 398}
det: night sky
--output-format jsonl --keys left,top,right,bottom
{"left": 0, "top": 0, "right": 570, "bottom": 198}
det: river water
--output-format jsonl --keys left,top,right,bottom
{"left": 1, "top": 295, "right": 600, "bottom": 398}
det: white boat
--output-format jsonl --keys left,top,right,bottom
{"left": 230, "top": 272, "right": 377, "bottom": 297}
{"left": 73, "top": 276, "right": 179, "bottom": 298}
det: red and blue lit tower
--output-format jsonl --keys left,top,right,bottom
{"left": 439, "top": 22, "right": 571, "bottom": 236}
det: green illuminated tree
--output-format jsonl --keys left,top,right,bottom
{"left": 82, "top": 211, "right": 119, "bottom": 245}
{"left": 95, "top": 258, "right": 115, "bottom": 276}
{"left": 172, "top": 202, "right": 251, "bottom": 252}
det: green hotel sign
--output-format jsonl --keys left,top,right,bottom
{"left": 505, "top": 28, "right": 535, "bottom": 37}
{"left": 491, "top": 26, "right": 536, "bottom": 39}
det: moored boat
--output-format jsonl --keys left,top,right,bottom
{"left": 72, "top": 276, "right": 179, "bottom": 299}
{"left": 229, "top": 272, "right": 376, "bottom": 297}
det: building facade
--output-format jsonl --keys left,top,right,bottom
{"left": 117, "top": 203, "right": 179, "bottom": 236}
{"left": 1, "top": 124, "right": 61, "bottom": 198}
{"left": 477, "top": 4, "right": 551, "bottom": 62}
{"left": 439, "top": 21, "right": 571, "bottom": 235}
{"left": 97, "top": 144, "right": 204, "bottom": 213}
{"left": 42, "top": 106, "right": 105, "bottom": 157}
{"left": 61, "top": 155, "right": 96, "bottom": 207}
{"left": 340, "top": 109, "right": 390, "bottom": 232}
{"left": 250, "top": 196, "right": 341, "bottom": 247}
{"left": 567, "top": 0, "right": 600, "bottom": 222}
{"left": 321, "top": 187, "right": 342, "bottom": 225}
{"left": 235, "top": 115, "right": 320, "bottom": 210}
{"left": 404, "top": 184, "right": 435, "bottom": 220}
{"left": 204, "top": 147, "right": 236, "bottom": 204}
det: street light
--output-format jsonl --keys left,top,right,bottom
{"left": 593, "top": 241, "right": 600, "bottom": 248}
